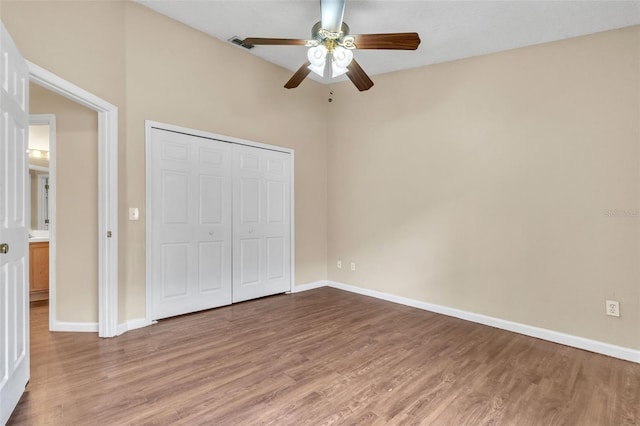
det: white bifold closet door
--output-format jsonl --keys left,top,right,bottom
{"left": 149, "top": 128, "right": 233, "bottom": 320}
{"left": 232, "top": 144, "right": 291, "bottom": 303}
{"left": 149, "top": 128, "right": 291, "bottom": 320}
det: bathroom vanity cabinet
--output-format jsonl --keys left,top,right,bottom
{"left": 29, "top": 241, "right": 49, "bottom": 301}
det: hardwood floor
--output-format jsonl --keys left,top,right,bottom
{"left": 8, "top": 288, "right": 640, "bottom": 425}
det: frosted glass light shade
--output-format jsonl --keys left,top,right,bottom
{"left": 331, "top": 62, "right": 348, "bottom": 78}
{"left": 333, "top": 46, "right": 353, "bottom": 68}
{"left": 307, "top": 45, "right": 328, "bottom": 77}
{"left": 331, "top": 46, "right": 353, "bottom": 78}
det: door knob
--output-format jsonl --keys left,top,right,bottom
{"left": 0, "top": 243, "right": 8, "bottom": 254}
{"left": 209, "top": 231, "right": 215, "bottom": 236}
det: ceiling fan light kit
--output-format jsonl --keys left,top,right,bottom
{"left": 307, "top": 44, "right": 353, "bottom": 78}
{"left": 307, "top": 44, "right": 328, "bottom": 76}
{"left": 242, "top": 0, "right": 421, "bottom": 92}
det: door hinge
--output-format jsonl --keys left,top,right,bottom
{"left": 107, "top": 231, "right": 112, "bottom": 238}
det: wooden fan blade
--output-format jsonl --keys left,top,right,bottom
{"left": 352, "top": 33, "right": 421, "bottom": 50}
{"left": 243, "top": 38, "right": 308, "bottom": 46}
{"left": 285, "top": 61, "right": 312, "bottom": 89}
{"left": 321, "top": 0, "right": 346, "bottom": 33}
{"left": 346, "top": 59, "right": 374, "bottom": 92}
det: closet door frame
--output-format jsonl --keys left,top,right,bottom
{"left": 144, "top": 120, "right": 295, "bottom": 324}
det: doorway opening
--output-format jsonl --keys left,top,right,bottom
{"left": 28, "top": 61, "right": 119, "bottom": 337}
{"left": 27, "top": 114, "right": 54, "bottom": 304}
{"left": 28, "top": 82, "right": 102, "bottom": 332}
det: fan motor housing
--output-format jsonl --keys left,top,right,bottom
{"left": 312, "top": 21, "right": 350, "bottom": 41}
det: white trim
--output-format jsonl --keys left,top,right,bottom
{"left": 324, "top": 281, "right": 640, "bottom": 364}
{"left": 28, "top": 165, "right": 49, "bottom": 173}
{"left": 35, "top": 174, "right": 49, "bottom": 230}
{"left": 144, "top": 120, "right": 295, "bottom": 325}
{"left": 50, "top": 321, "right": 99, "bottom": 333}
{"left": 117, "top": 318, "right": 155, "bottom": 336}
{"left": 28, "top": 61, "right": 119, "bottom": 338}
{"left": 145, "top": 123, "right": 152, "bottom": 326}
{"left": 29, "top": 114, "right": 57, "bottom": 335}
{"left": 289, "top": 150, "right": 296, "bottom": 294}
{"left": 291, "top": 281, "right": 327, "bottom": 293}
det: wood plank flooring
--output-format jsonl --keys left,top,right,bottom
{"left": 8, "top": 288, "right": 640, "bottom": 425}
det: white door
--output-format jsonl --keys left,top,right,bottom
{"left": 233, "top": 144, "right": 291, "bottom": 303}
{"left": 149, "top": 128, "right": 233, "bottom": 320}
{"left": 0, "top": 22, "right": 30, "bottom": 425}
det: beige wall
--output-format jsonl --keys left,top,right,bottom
{"left": 30, "top": 83, "right": 99, "bottom": 323}
{"left": 2, "top": 1, "right": 328, "bottom": 323}
{"left": 328, "top": 27, "right": 640, "bottom": 349}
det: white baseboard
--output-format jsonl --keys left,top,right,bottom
{"left": 49, "top": 319, "right": 155, "bottom": 335}
{"left": 117, "top": 318, "right": 155, "bottom": 336}
{"left": 324, "top": 281, "right": 640, "bottom": 364}
{"left": 50, "top": 321, "right": 99, "bottom": 333}
{"left": 291, "top": 281, "right": 328, "bottom": 293}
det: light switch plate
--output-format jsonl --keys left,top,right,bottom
{"left": 129, "top": 207, "right": 139, "bottom": 221}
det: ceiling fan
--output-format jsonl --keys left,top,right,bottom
{"left": 243, "top": 0, "right": 421, "bottom": 91}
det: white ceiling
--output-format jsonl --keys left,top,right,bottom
{"left": 137, "top": 1, "right": 640, "bottom": 85}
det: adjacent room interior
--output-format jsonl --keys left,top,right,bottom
{"left": 28, "top": 83, "right": 100, "bottom": 327}
{"left": 1, "top": 0, "right": 639, "bottom": 424}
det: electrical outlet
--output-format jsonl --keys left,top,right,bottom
{"left": 606, "top": 300, "right": 620, "bottom": 317}
{"left": 350, "top": 262, "right": 356, "bottom": 271}
{"left": 337, "top": 260, "right": 342, "bottom": 269}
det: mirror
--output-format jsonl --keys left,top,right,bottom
{"left": 29, "top": 124, "right": 50, "bottom": 231}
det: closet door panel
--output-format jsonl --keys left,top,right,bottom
{"left": 233, "top": 145, "right": 291, "bottom": 303}
{"left": 239, "top": 177, "right": 260, "bottom": 224}
{"left": 262, "top": 151, "right": 291, "bottom": 295}
{"left": 239, "top": 238, "right": 260, "bottom": 286}
{"left": 150, "top": 128, "right": 232, "bottom": 320}
{"left": 266, "top": 181, "right": 285, "bottom": 224}
{"left": 162, "top": 172, "right": 189, "bottom": 224}
{"left": 199, "top": 175, "right": 223, "bottom": 224}
{"left": 266, "top": 236, "right": 285, "bottom": 280}
{"left": 161, "top": 243, "right": 189, "bottom": 298}
{"left": 198, "top": 241, "right": 224, "bottom": 292}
